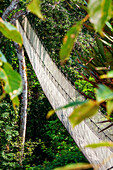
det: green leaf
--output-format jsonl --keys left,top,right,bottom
{"left": 107, "top": 100, "right": 113, "bottom": 117}
{"left": 85, "top": 142, "right": 113, "bottom": 148}
{"left": 0, "top": 121, "right": 4, "bottom": 125}
{"left": 12, "top": 96, "right": 20, "bottom": 106}
{"left": 100, "top": 70, "right": 113, "bottom": 78}
{"left": 88, "top": 0, "right": 112, "bottom": 33}
{"left": 27, "top": 0, "right": 44, "bottom": 20}
{"left": 96, "top": 84, "right": 113, "bottom": 103}
{"left": 60, "top": 21, "right": 82, "bottom": 62}
{"left": 106, "top": 21, "right": 113, "bottom": 31}
{"left": 0, "top": 18, "right": 22, "bottom": 45}
{"left": 1, "top": 112, "right": 9, "bottom": 118}
{"left": 0, "top": 50, "right": 7, "bottom": 64}
{"left": 57, "top": 100, "right": 86, "bottom": 110}
{"left": 69, "top": 100, "right": 99, "bottom": 128}
{"left": 46, "top": 110, "right": 55, "bottom": 119}
{"left": 100, "top": 38, "right": 112, "bottom": 47}
{"left": 0, "top": 63, "right": 22, "bottom": 100}
{"left": 47, "top": 101, "right": 86, "bottom": 119}
{"left": 54, "top": 163, "right": 92, "bottom": 170}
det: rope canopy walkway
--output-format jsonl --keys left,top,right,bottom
{"left": 16, "top": 17, "right": 113, "bottom": 169}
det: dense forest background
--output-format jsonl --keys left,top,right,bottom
{"left": 0, "top": 40, "right": 88, "bottom": 169}
{"left": 0, "top": 0, "right": 113, "bottom": 169}
{"left": 0, "top": 1, "right": 89, "bottom": 169}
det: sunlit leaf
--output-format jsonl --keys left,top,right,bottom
{"left": 96, "top": 84, "right": 113, "bottom": 103}
{"left": 88, "top": 0, "right": 112, "bottom": 33}
{"left": 106, "top": 21, "right": 113, "bottom": 31}
{"left": 0, "top": 50, "right": 7, "bottom": 64}
{"left": 46, "top": 110, "right": 55, "bottom": 119}
{"left": 0, "top": 63, "right": 22, "bottom": 100}
{"left": 95, "top": 67, "right": 108, "bottom": 71}
{"left": 27, "top": 0, "right": 44, "bottom": 20}
{"left": 107, "top": 100, "right": 113, "bottom": 117}
{"left": 54, "top": 163, "right": 92, "bottom": 170}
{"left": 12, "top": 96, "right": 20, "bottom": 106}
{"left": 12, "top": 96, "right": 20, "bottom": 115}
{"left": 57, "top": 100, "right": 86, "bottom": 110}
{"left": 100, "top": 70, "right": 113, "bottom": 79}
{"left": 60, "top": 21, "right": 82, "bottom": 62}
{"left": 85, "top": 142, "right": 113, "bottom": 148}
{"left": 47, "top": 101, "right": 86, "bottom": 119}
{"left": 103, "top": 33, "right": 113, "bottom": 43}
{"left": 100, "top": 38, "right": 112, "bottom": 47}
{"left": 69, "top": 100, "right": 99, "bottom": 128}
{"left": 0, "top": 18, "right": 23, "bottom": 45}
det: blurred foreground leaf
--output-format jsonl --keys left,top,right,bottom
{"left": 88, "top": 0, "right": 112, "bottom": 33}
{"left": 96, "top": 84, "right": 113, "bottom": 103}
{"left": 60, "top": 21, "right": 82, "bottom": 62}
{"left": 100, "top": 70, "right": 113, "bottom": 79}
{"left": 54, "top": 163, "right": 92, "bottom": 170}
{"left": 47, "top": 101, "right": 86, "bottom": 119}
{"left": 107, "top": 100, "right": 113, "bottom": 117}
{"left": 85, "top": 142, "right": 113, "bottom": 148}
{"left": 12, "top": 96, "right": 20, "bottom": 107}
{"left": 0, "top": 63, "right": 22, "bottom": 100}
{"left": 0, "top": 50, "right": 7, "bottom": 64}
{"left": 0, "top": 18, "right": 22, "bottom": 45}
{"left": 69, "top": 100, "right": 99, "bottom": 127}
{"left": 27, "top": 0, "right": 44, "bottom": 20}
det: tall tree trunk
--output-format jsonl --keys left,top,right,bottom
{"left": 2, "top": 0, "right": 28, "bottom": 165}
{"left": 16, "top": 45, "right": 28, "bottom": 165}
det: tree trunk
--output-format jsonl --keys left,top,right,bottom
{"left": 2, "top": 0, "right": 20, "bottom": 20}
{"left": 16, "top": 45, "right": 28, "bottom": 165}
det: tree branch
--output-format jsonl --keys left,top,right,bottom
{"left": 10, "top": 10, "right": 26, "bottom": 25}
{"left": 2, "top": 0, "right": 20, "bottom": 20}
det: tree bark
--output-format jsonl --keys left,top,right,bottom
{"left": 16, "top": 45, "right": 28, "bottom": 165}
{"left": 2, "top": 0, "right": 20, "bottom": 20}
{"left": 10, "top": 10, "right": 26, "bottom": 25}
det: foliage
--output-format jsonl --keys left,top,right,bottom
{"left": 27, "top": 0, "right": 95, "bottom": 99}
{"left": 0, "top": 18, "right": 23, "bottom": 45}
{"left": 1, "top": 0, "right": 113, "bottom": 169}
{"left": 60, "top": 21, "right": 82, "bottom": 61}
{"left": 28, "top": 0, "right": 113, "bottom": 126}
{"left": 85, "top": 141, "right": 113, "bottom": 148}
{"left": 0, "top": 0, "right": 10, "bottom": 15}
{"left": 0, "top": 1, "right": 89, "bottom": 169}
{"left": 88, "top": 0, "right": 112, "bottom": 33}
{"left": 42, "top": 0, "right": 113, "bottom": 129}
{"left": 0, "top": 11, "right": 22, "bottom": 109}
{"left": 0, "top": 101, "right": 20, "bottom": 169}
{"left": 1, "top": 32, "right": 87, "bottom": 170}
{"left": 54, "top": 163, "right": 92, "bottom": 170}
{"left": 27, "top": 0, "right": 44, "bottom": 20}
{"left": 27, "top": 1, "right": 113, "bottom": 166}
